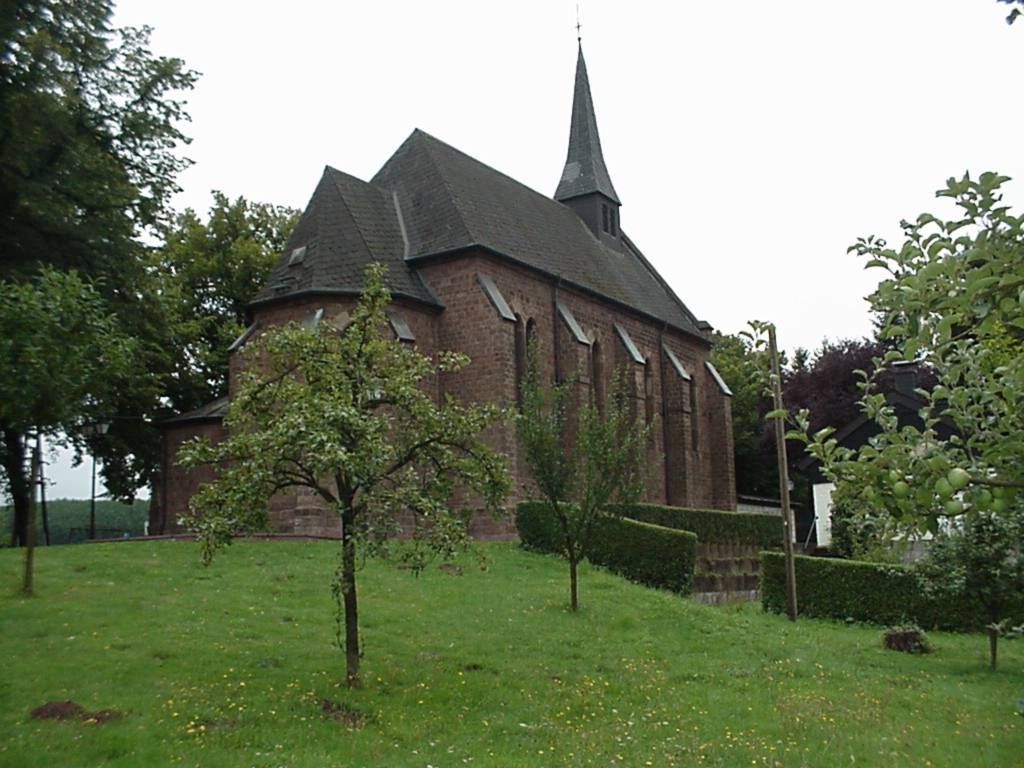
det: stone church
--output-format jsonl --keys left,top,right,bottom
{"left": 151, "top": 45, "right": 736, "bottom": 538}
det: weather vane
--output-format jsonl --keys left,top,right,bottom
{"left": 576, "top": 1, "right": 582, "bottom": 42}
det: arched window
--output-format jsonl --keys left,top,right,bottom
{"left": 644, "top": 359, "right": 655, "bottom": 426}
{"left": 591, "top": 339, "right": 606, "bottom": 415}
{"left": 514, "top": 314, "right": 527, "bottom": 409}
{"left": 690, "top": 379, "right": 699, "bottom": 451}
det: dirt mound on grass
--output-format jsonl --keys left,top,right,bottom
{"left": 319, "top": 699, "right": 368, "bottom": 727}
{"left": 30, "top": 700, "right": 123, "bottom": 724}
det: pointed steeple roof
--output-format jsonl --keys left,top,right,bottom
{"left": 554, "top": 44, "right": 620, "bottom": 204}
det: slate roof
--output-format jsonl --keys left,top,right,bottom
{"left": 251, "top": 60, "right": 704, "bottom": 338}
{"left": 554, "top": 45, "right": 620, "bottom": 204}
{"left": 373, "top": 130, "right": 704, "bottom": 337}
{"left": 253, "top": 167, "right": 438, "bottom": 307}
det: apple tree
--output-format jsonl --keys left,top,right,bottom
{"left": 179, "top": 263, "right": 509, "bottom": 685}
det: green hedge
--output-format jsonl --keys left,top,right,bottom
{"left": 515, "top": 502, "right": 696, "bottom": 594}
{"left": 515, "top": 501, "right": 563, "bottom": 553}
{"left": 0, "top": 499, "right": 149, "bottom": 546}
{"left": 761, "top": 552, "right": 1024, "bottom": 631}
{"left": 610, "top": 503, "right": 783, "bottom": 547}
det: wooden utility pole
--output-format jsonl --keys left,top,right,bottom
{"left": 38, "top": 433, "right": 50, "bottom": 546}
{"left": 768, "top": 325, "right": 798, "bottom": 621}
{"left": 22, "top": 438, "right": 40, "bottom": 596}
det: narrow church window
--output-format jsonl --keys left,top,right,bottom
{"left": 602, "top": 204, "right": 609, "bottom": 233}
{"left": 690, "top": 380, "right": 699, "bottom": 452}
{"left": 514, "top": 314, "right": 527, "bottom": 410}
{"left": 592, "top": 339, "right": 606, "bottom": 415}
{"left": 644, "top": 359, "right": 654, "bottom": 427}
{"left": 610, "top": 209, "right": 618, "bottom": 237}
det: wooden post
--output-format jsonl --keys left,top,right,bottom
{"left": 38, "top": 433, "right": 49, "bottom": 546}
{"left": 768, "top": 325, "right": 798, "bottom": 621}
{"left": 22, "top": 438, "right": 40, "bottom": 596}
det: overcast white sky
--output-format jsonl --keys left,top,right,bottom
{"left": 42, "top": 0, "right": 1023, "bottom": 499}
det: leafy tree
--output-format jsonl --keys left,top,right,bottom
{"left": 784, "top": 339, "right": 886, "bottom": 437}
{"left": 179, "top": 263, "right": 509, "bottom": 686}
{"left": 998, "top": 0, "right": 1024, "bottom": 24}
{"left": 149, "top": 193, "right": 300, "bottom": 411}
{"left": 916, "top": 512, "right": 1024, "bottom": 669}
{"left": 793, "top": 171, "right": 1024, "bottom": 664}
{"left": 516, "top": 356, "right": 647, "bottom": 611}
{"left": 709, "top": 332, "right": 776, "bottom": 497}
{"left": 799, "top": 173, "right": 1024, "bottom": 533}
{"left": 0, "top": 269, "right": 132, "bottom": 579}
{"left": 1, "top": 0, "right": 196, "bottom": 279}
{"left": 0, "top": 0, "right": 196, "bottom": 523}
{"left": 86, "top": 194, "right": 300, "bottom": 503}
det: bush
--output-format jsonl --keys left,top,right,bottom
{"left": 761, "top": 552, "right": 1024, "bottom": 631}
{"left": 610, "top": 502, "right": 782, "bottom": 547}
{"left": 515, "top": 502, "right": 696, "bottom": 594}
{"left": 514, "top": 501, "right": 563, "bottom": 553}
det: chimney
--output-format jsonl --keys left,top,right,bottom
{"left": 890, "top": 360, "right": 918, "bottom": 397}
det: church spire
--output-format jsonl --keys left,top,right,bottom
{"left": 555, "top": 43, "right": 620, "bottom": 205}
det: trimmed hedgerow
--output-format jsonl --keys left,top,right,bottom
{"left": 588, "top": 515, "right": 696, "bottom": 594}
{"left": 515, "top": 502, "right": 697, "bottom": 594}
{"left": 761, "top": 552, "right": 1024, "bottom": 631}
{"left": 514, "top": 501, "right": 563, "bottom": 553}
{"left": 610, "top": 503, "right": 783, "bottom": 547}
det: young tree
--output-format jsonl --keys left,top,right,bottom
{"left": 0, "top": 269, "right": 132, "bottom": 576}
{"left": 179, "top": 263, "right": 509, "bottom": 686}
{"left": 516, "top": 357, "right": 647, "bottom": 611}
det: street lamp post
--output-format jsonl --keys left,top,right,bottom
{"left": 81, "top": 422, "right": 110, "bottom": 540}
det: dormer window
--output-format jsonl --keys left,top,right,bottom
{"left": 288, "top": 245, "right": 307, "bottom": 266}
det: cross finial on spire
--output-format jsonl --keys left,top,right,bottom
{"left": 576, "top": 1, "right": 581, "bottom": 42}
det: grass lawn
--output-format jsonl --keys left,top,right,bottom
{"left": 1, "top": 540, "right": 1021, "bottom": 767}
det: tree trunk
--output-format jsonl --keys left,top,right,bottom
{"left": 988, "top": 627, "right": 998, "bottom": 671}
{"left": 340, "top": 503, "right": 360, "bottom": 686}
{"left": 2, "top": 427, "right": 30, "bottom": 547}
{"left": 569, "top": 553, "right": 579, "bottom": 611}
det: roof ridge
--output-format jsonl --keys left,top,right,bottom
{"left": 411, "top": 129, "right": 559, "bottom": 211}
{"left": 412, "top": 130, "right": 474, "bottom": 247}
{"left": 326, "top": 167, "right": 383, "bottom": 263}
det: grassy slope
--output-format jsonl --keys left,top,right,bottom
{"left": 0, "top": 541, "right": 1021, "bottom": 767}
